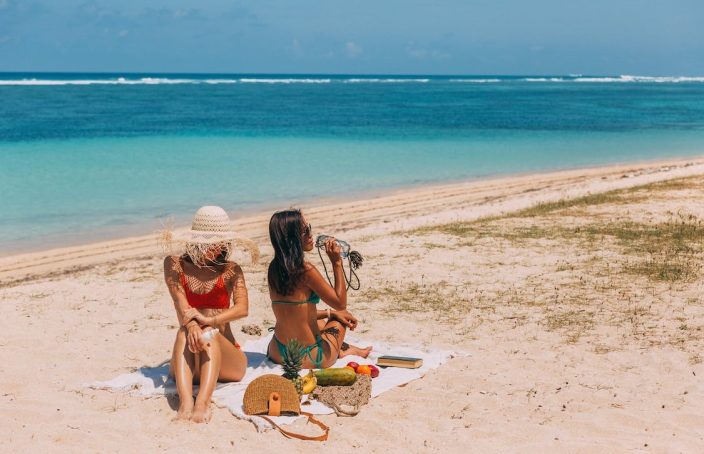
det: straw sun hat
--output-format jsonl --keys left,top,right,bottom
{"left": 177, "top": 205, "right": 237, "bottom": 244}
{"left": 161, "top": 205, "right": 259, "bottom": 266}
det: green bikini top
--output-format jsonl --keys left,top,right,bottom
{"left": 271, "top": 291, "right": 321, "bottom": 305}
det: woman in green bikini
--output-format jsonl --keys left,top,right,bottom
{"left": 267, "top": 209, "right": 371, "bottom": 368}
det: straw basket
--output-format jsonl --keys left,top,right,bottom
{"left": 243, "top": 375, "right": 301, "bottom": 416}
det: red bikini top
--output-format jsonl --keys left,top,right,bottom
{"left": 180, "top": 272, "right": 230, "bottom": 309}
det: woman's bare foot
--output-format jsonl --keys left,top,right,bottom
{"left": 339, "top": 344, "right": 372, "bottom": 358}
{"left": 190, "top": 403, "right": 212, "bottom": 424}
{"left": 172, "top": 399, "right": 194, "bottom": 422}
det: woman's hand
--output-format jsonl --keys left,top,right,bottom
{"left": 324, "top": 237, "right": 342, "bottom": 264}
{"left": 184, "top": 307, "right": 212, "bottom": 326}
{"left": 332, "top": 309, "right": 358, "bottom": 330}
{"left": 183, "top": 307, "right": 199, "bottom": 325}
{"left": 186, "top": 323, "right": 204, "bottom": 353}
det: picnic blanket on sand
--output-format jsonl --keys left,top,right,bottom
{"left": 86, "top": 334, "right": 456, "bottom": 431}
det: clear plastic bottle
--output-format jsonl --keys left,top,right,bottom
{"left": 315, "top": 235, "right": 351, "bottom": 258}
{"left": 201, "top": 328, "right": 219, "bottom": 342}
{"left": 336, "top": 239, "right": 351, "bottom": 259}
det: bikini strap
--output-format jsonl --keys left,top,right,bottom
{"left": 177, "top": 259, "right": 188, "bottom": 292}
{"left": 308, "top": 336, "right": 324, "bottom": 369}
{"left": 179, "top": 272, "right": 187, "bottom": 289}
{"left": 174, "top": 256, "right": 185, "bottom": 274}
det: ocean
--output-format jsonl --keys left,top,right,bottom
{"left": 1, "top": 73, "right": 704, "bottom": 254}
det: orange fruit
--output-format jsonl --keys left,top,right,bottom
{"left": 356, "top": 365, "right": 372, "bottom": 375}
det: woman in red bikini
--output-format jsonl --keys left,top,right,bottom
{"left": 163, "top": 206, "right": 252, "bottom": 423}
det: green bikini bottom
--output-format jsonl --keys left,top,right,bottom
{"left": 271, "top": 334, "right": 324, "bottom": 369}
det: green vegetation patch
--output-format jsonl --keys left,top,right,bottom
{"left": 544, "top": 309, "right": 596, "bottom": 343}
{"left": 512, "top": 191, "right": 631, "bottom": 218}
{"left": 362, "top": 283, "right": 470, "bottom": 321}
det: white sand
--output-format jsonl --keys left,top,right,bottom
{"left": 2, "top": 157, "right": 704, "bottom": 452}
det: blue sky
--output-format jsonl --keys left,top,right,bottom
{"left": 0, "top": 0, "right": 702, "bottom": 75}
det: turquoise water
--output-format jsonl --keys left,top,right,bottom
{"left": 1, "top": 73, "right": 704, "bottom": 253}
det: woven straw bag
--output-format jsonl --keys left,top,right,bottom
{"left": 243, "top": 375, "right": 301, "bottom": 416}
{"left": 243, "top": 374, "right": 329, "bottom": 441}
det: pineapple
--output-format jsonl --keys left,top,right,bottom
{"left": 281, "top": 339, "right": 305, "bottom": 397}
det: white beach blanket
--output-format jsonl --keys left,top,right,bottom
{"left": 86, "top": 334, "right": 455, "bottom": 431}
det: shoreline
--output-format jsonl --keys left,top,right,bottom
{"left": 2, "top": 154, "right": 704, "bottom": 287}
{"left": 4, "top": 129, "right": 704, "bottom": 255}
{"left": 3, "top": 152, "right": 704, "bottom": 257}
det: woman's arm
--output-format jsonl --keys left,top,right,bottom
{"left": 163, "top": 256, "right": 198, "bottom": 327}
{"left": 304, "top": 238, "right": 347, "bottom": 310}
{"left": 203, "top": 264, "right": 249, "bottom": 326}
{"left": 316, "top": 309, "right": 330, "bottom": 320}
{"left": 317, "top": 308, "right": 358, "bottom": 329}
{"left": 163, "top": 256, "right": 204, "bottom": 352}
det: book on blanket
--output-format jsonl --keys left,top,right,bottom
{"left": 376, "top": 355, "right": 423, "bottom": 369}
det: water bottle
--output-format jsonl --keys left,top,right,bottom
{"left": 201, "top": 328, "right": 219, "bottom": 342}
{"left": 315, "top": 235, "right": 351, "bottom": 258}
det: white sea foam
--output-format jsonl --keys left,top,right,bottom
{"left": 0, "top": 79, "right": 121, "bottom": 85}
{"left": 522, "top": 77, "right": 566, "bottom": 82}
{"left": 238, "top": 78, "right": 331, "bottom": 84}
{"left": 517, "top": 75, "right": 704, "bottom": 83}
{"left": 203, "top": 79, "right": 239, "bottom": 84}
{"left": 574, "top": 75, "right": 704, "bottom": 83}
{"left": 1, "top": 75, "right": 702, "bottom": 86}
{"left": 343, "top": 78, "right": 430, "bottom": 83}
{"left": 0, "top": 77, "right": 239, "bottom": 86}
{"left": 0, "top": 77, "right": 332, "bottom": 85}
{"left": 448, "top": 78, "right": 501, "bottom": 83}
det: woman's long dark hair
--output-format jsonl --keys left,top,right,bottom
{"left": 268, "top": 209, "right": 306, "bottom": 296}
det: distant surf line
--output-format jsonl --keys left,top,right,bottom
{"left": 1, "top": 74, "right": 704, "bottom": 86}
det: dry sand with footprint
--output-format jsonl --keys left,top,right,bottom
{"left": 2, "top": 158, "right": 704, "bottom": 452}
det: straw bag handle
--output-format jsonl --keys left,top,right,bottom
{"left": 258, "top": 412, "right": 329, "bottom": 441}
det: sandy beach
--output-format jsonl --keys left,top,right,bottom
{"left": 2, "top": 157, "right": 704, "bottom": 453}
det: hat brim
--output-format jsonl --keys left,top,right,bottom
{"left": 173, "top": 230, "right": 237, "bottom": 244}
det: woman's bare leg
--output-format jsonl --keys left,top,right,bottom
{"left": 170, "top": 328, "right": 196, "bottom": 421}
{"left": 319, "top": 319, "right": 372, "bottom": 368}
{"left": 191, "top": 339, "right": 221, "bottom": 423}
{"left": 339, "top": 344, "right": 372, "bottom": 358}
{"left": 215, "top": 335, "right": 247, "bottom": 382}
{"left": 317, "top": 319, "right": 372, "bottom": 366}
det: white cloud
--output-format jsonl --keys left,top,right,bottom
{"left": 405, "top": 42, "right": 450, "bottom": 60}
{"left": 407, "top": 46, "right": 427, "bottom": 59}
{"left": 345, "top": 41, "right": 362, "bottom": 58}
